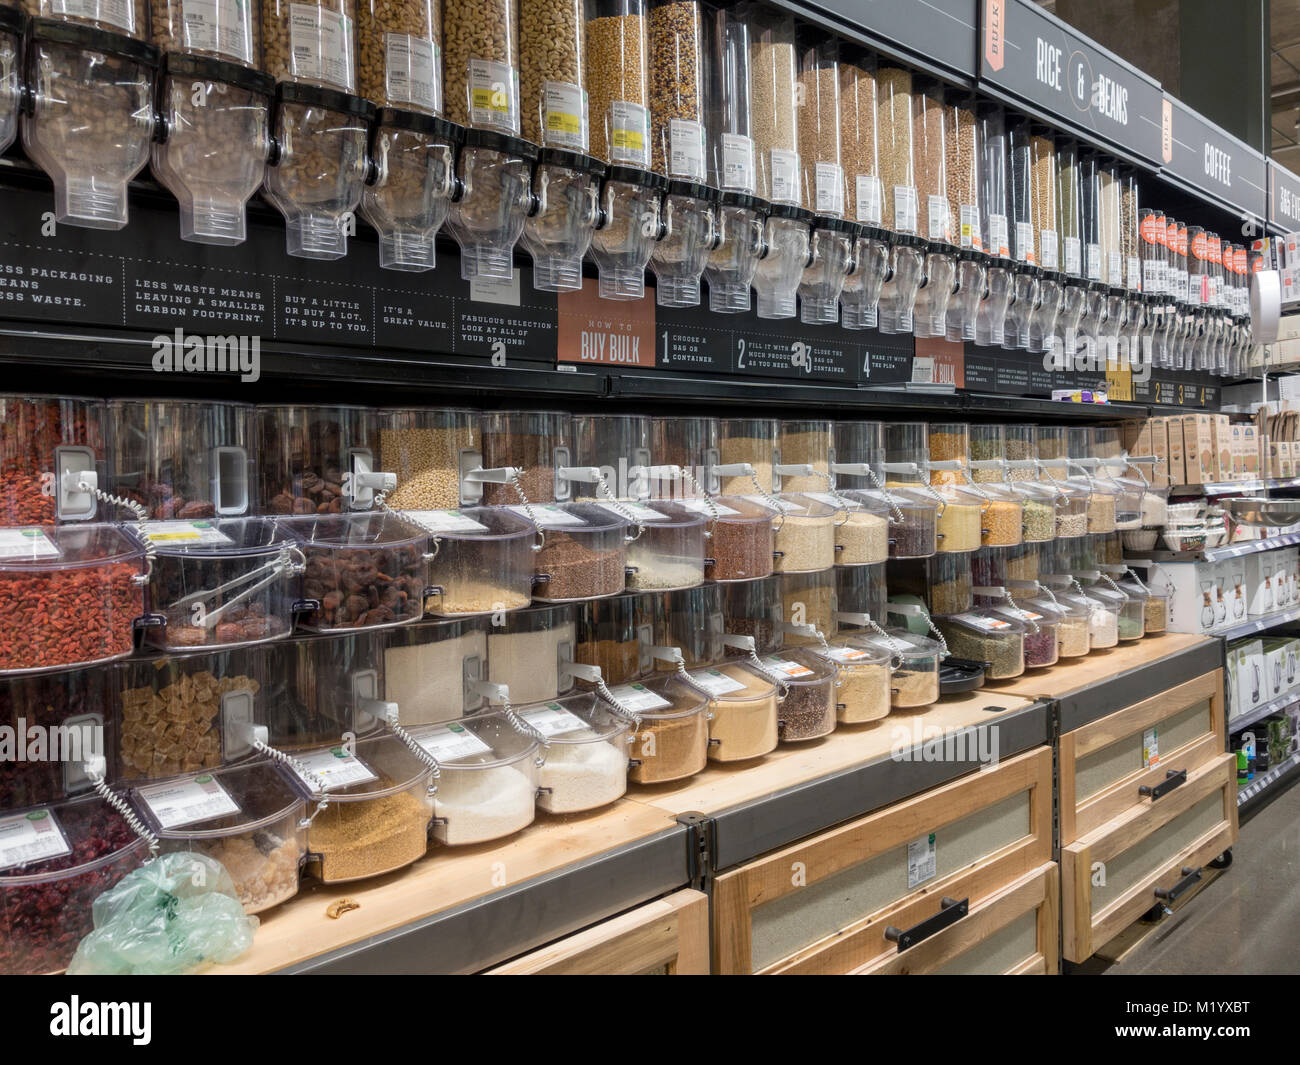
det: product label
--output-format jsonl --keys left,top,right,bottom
{"left": 893, "top": 186, "right": 918, "bottom": 234}
{"left": 289, "top": 3, "right": 354, "bottom": 92}
{"left": 1063, "top": 236, "right": 1082, "bottom": 276}
{"left": 953, "top": 612, "right": 1011, "bottom": 632}
{"left": 927, "top": 194, "right": 950, "bottom": 242}
{"left": 608, "top": 683, "right": 673, "bottom": 712}
{"left": 801, "top": 491, "right": 853, "bottom": 510}
{"left": 1086, "top": 242, "right": 1102, "bottom": 281}
{"left": 1040, "top": 229, "right": 1059, "bottom": 272}
{"left": 1142, "top": 726, "right": 1159, "bottom": 768}
{"left": 0, "top": 810, "right": 72, "bottom": 871}
{"left": 139, "top": 520, "right": 235, "bottom": 545}
{"left": 52, "top": 0, "right": 132, "bottom": 31}
{"left": 668, "top": 118, "right": 706, "bottom": 181}
{"left": 907, "top": 832, "right": 937, "bottom": 889}
{"left": 823, "top": 645, "right": 871, "bottom": 664}
{"left": 988, "top": 212, "right": 1010, "bottom": 258}
{"left": 1108, "top": 251, "right": 1123, "bottom": 288}
{"left": 1143, "top": 258, "right": 1162, "bottom": 295}
{"left": 520, "top": 703, "right": 590, "bottom": 738}
{"left": 762, "top": 656, "right": 815, "bottom": 678}
{"left": 677, "top": 498, "right": 741, "bottom": 517}
{"left": 768, "top": 149, "right": 800, "bottom": 204}
{"left": 720, "top": 133, "right": 755, "bottom": 192}
{"left": 856, "top": 175, "right": 883, "bottom": 226}
{"left": 1126, "top": 255, "right": 1141, "bottom": 290}
{"left": 181, "top": 0, "right": 253, "bottom": 63}
{"left": 959, "top": 204, "right": 980, "bottom": 251}
{"left": 509, "top": 504, "right": 587, "bottom": 528}
{"left": 137, "top": 774, "right": 241, "bottom": 829}
{"left": 816, "top": 162, "right": 845, "bottom": 216}
{"left": 0, "top": 528, "right": 60, "bottom": 559}
{"left": 415, "top": 723, "right": 492, "bottom": 762}
{"left": 542, "top": 80, "right": 585, "bottom": 149}
{"left": 1008, "top": 609, "right": 1044, "bottom": 622}
{"left": 293, "top": 747, "right": 380, "bottom": 789}
{"left": 384, "top": 33, "right": 441, "bottom": 113}
{"left": 1015, "top": 221, "right": 1035, "bottom": 264}
{"left": 402, "top": 509, "right": 489, "bottom": 534}
{"left": 609, "top": 100, "right": 650, "bottom": 167}
{"left": 596, "top": 501, "right": 667, "bottom": 523}
{"left": 468, "top": 57, "right": 519, "bottom": 132}
{"left": 687, "top": 669, "right": 749, "bottom": 696}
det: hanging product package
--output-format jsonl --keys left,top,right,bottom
{"left": 66, "top": 852, "right": 258, "bottom": 975}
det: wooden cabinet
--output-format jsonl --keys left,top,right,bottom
{"left": 484, "top": 890, "right": 709, "bottom": 975}
{"left": 1061, "top": 752, "right": 1238, "bottom": 963}
{"left": 852, "top": 862, "right": 1059, "bottom": 975}
{"left": 710, "top": 746, "right": 1053, "bottom": 974}
{"left": 1059, "top": 670, "right": 1226, "bottom": 845}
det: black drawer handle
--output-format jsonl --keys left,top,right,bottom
{"left": 883, "top": 896, "right": 969, "bottom": 953}
{"left": 1139, "top": 768, "right": 1187, "bottom": 801}
{"left": 1154, "top": 866, "right": 1202, "bottom": 903}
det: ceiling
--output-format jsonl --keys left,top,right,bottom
{"left": 1273, "top": 0, "right": 1300, "bottom": 166}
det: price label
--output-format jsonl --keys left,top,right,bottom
{"left": 856, "top": 175, "right": 883, "bottom": 226}
{"left": 509, "top": 504, "right": 588, "bottom": 528}
{"left": 139, "top": 521, "right": 236, "bottom": 545}
{"left": 0, "top": 809, "right": 72, "bottom": 871}
{"left": 0, "top": 528, "right": 60, "bottom": 559}
{"left": 137, "top": 774, "right": 241, "bottom": 829}
{"left": 768, "top": 149, "right": 800, "bottom": 204}
{"left": 293, "top": 748, "right": 379, "bottom": 790}
{"left": 687, "top": 669, "right": 749, "bottom": 696}
{"left": 415, "top": 723, "right": 493, "bottom": 762}
{"left": 520, "top": 704, "right": 591, "bottom": 738}
{"left": 597, "top": 501, "right": 668, "bottom": 522}
{"left": 762, "top": 656, "right": 815, "bottom": 678}
{"left": 608, "top": 683, "right": 673, "bottom": 712}
{"left": 953, "top": 612, "right": 1012, "bottom": 632}
{"left": 677, "top": 498, "right": 741, "bottom": 517}
{"left": 403, "top": 509, "right": 489, "bottom": 534}
{"left": 893, "top": 186, "right": 918, "bottom": 234}
{"left": 609, "top": 101, "right": 650, "bottom": 167}
{"left": 823, "top": 646, "right": 870, "bottom": 664}
{"left": 907, "top": 832, "right": 937, "bottom": 888}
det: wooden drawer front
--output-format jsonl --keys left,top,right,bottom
{"left": 485, "top": 890, "right": 709, "bottom": 975}
{"left": 1060, "top": 670, "right": 1225, "bottom": 844}
{"left": 853, "top": 862, "right": 1059, "bottom": 975}
{"left": 1062, "top": 752, "right": 1238, "bottom": 963}
{"left": 712, "top": 747, "right": 1053, "bottom": 974}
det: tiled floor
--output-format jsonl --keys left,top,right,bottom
{"left": 1104, "top": 783, "right": 1300, "bottom": 975}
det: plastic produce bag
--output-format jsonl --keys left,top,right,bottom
{"left": 67, "top": 854, "right": 258, "bottom": 975}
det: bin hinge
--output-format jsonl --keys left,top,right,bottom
{"left": 677, "top": 811, "right": 717, "bottom": 892}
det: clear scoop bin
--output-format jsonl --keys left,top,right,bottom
{"left": 133, "top": 760, "right": 306, "bottom": 913}
{"left": 771, "top": 493, "right": 839, "bottom": 574}
{"left": 1049, "top": 593, "right": 1092, "bottom": 658}
{"left": 257, "top": 404, "right": 386, "bottom": 514}
{"left": 0, "top": 5, "right": 21, "bottom": 156}
{"left": 932, "top": 484, "right": 984, "bottom": 554}
{"left": 753, "top": 204, "right": 812, "bottom": 319}
{"left": 623, "top": 500, "right": 707, "bottom": 591}
{"left": 827, "top": 489, "right": 890, "bottom": 565}
{"left": 861, "top": 629, "right": 941, "bottom": 708}
{"left": 1000, "top": 598, "right": 1060, "bottom": 668}
{"left": 445, "top": 128, "right": 537, "bottom": 280}
{"left": 704, "top": 495, "right": 777, "bottom": 582}
{"left": 281, "top": 511, "right": 428, "bottom": 632}
{"left": 520, "top": 502, "right": 628, "bottom": 602}
{"left": 362, "top": 110, "right": 460, "bottom": 270}
{"left": 0, "top": 524, "right": 144, "bottom": 675}
{"left": 0, "top": 795, "right": 150, "bottom": 974}
{"left": 813, "top": 636, "right": 890, "bottom": 724}
{"left": 935, "top": 609, "right": 1027, "bottom": 680}
{"left": 1011, "top": 481, "right": 1058, "bottom": 544}
{"left": 619, "top": 673, "right": 710, "bottom": 783}
{"left": 569, "top": 413, "right": 652, "bottom": 500}
{"left": 516, "top": 694, "right": 633, "bottom": 813}
{"left": 488, "top": 604, "right": 576, "bottom": 706}
{"left": 263, "top": 84, "right": 374, "bottom": 259}
{"left": 381, "top": 618, "right": 487, "bottom": 725}
{"left": 1082, "top": 587, "right": 1121, "bottom": 649}
{"left": 0, "top": 667, "right": 111, "bottom": 809}
{"left": 141, "top": 516, "right": 297, "bottom": 650}
{"left": 706, "top": 193, "right": 768, "bottom": 313}
{"left": 21, "top": 19, "right": 158, "bottom": 229}
{"left": 653, "top": 584, "right": 723, "bottom": 671}
{"left": 722, "top": 574, "right": 782, "bottom": 658}
{"left": 478, "top": 410, "right": 573, "bottom": 506}
{"left": 776, "top": 418, "right": 832, "bottom": 493}
{"left": 107, "top": 398, "right": 253, "bottom": 519}
{"left": 0, "top": 393, "right": 106, "bottom": 525}
{"left": 834, "top": 560, "right": 887, "bottom": 631}
{"left": 378, "top": 407, "right": 479, "bottom": 510}
{"left": 291, "top": 733, "right": 435, "bottom": 880}
{"left": 717, "top": 417, "right": 777, "bottom": 495}
{"left": 152, "top": 55, "right": 274, "bottom": 244}
{"left": 778, "top": 569, "right": 835, "bottom": 648}
{"left": 764, "top": 647, "right": 836, "bottom": 743}
{"left": 830, "top": 420, "right": 884, "bottom": 491}
{"left": 422, "top": 506, "right": 535, "bottom": 617}
{"left": 688, "top": 659, "right": 778, "bottom": 762}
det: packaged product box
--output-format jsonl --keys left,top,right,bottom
{"left": 1231, "top": 424, "right": 1245, "bottom": 480}
{"left": 1263, "top": 638, "right": 1290, "bottom": 701}
{"left": 1242, "top": 425, "right": 1260, "bottom": 477}
{"left": 1220, "top": 559, "right": 1248, "bottom": 628}
{"left": 1284, "top": 232, "right": 1300, "bottom": 269}
{"left": 1150, "top": 417, "right": 1170, "bottom": 487}
{"left": 1121, "top": 419, "right": 1151, "bottom": 461}
{"left": 1247, "top": 553, "right": 1278, "bottom": 616}
{"left": 1270, "top": 441, "right": 1285, "bottom": 479}
{"left": 1283, "top": 441, "right": 1297, "bottom": 479}
{"left": 1214, "top": 415, "right": 1233, "bottom": 481}
{"left": 1227, "top": 642, "right": 1248, "bottom": 721}
{"left": 1151, "top": 561, "right": 1227, "bottom": 634}
{"left": 1244, "top": 639, "right": 1269, "bottom": 712}
{"left": 1164, "top": 417, "right": 1186, "bottom": 486}
{"left": 1179, "top": 414, "right": 1216, "bottom": 484}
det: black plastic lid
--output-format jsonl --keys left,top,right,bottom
{"left": 719, "top": 190, "right": 768, "bottom": 212}
{"left": 1086, "top": 279, "right": 1106, "bottom": 293}
{"left": 376, "top": 107, "right": 463, "bottom": 142}
{"left": 859, "top": 224, "right": 891, "bottom": 243}
{"left": 29, "top": 16, "right": 159, "bottom": 66}
{"left": 768, "top": 202, "right": 815, "bottom": 223}
{"left": 891, "top": 231, "right": 927, "bottom": 248}
{"left": 538, "top": 147, "right": 606, "bottom": 177}
{"left": 163, "top": 51, "right": 274, "bottom": 97}
{"left": 1041, "top": 269, "right": 1066, "bottom": 284}
{"left": 1107, "top": 285, "right": 1126, "bottom": 298}
{"left": 939, "top": 658, "right": 988, "bottom": 694}
{"left": 814, "top": 216, "right": 857, "bottom": 234}
{"left": 957, "top": 248, "right": 983, "bottom": 262}
{"left": 605, "top": 164, "right": 668, "bottom": 190}
{"left": 926, "top": 239, "right": 960, "bottom": 255}
{"left": 0, "top": 5, "right": 25, "bottom": 35}
{"left": 1014, "top": 261, "right": 1042, "bottom": 276}
{"left": 667, "top": 179, "right": 719, "bottom": 201}
{"left": 462, "top": 127, "right": 540, "bottom": 160}
{"left": 277, "top": 81, "right": 375, "bottom": 122}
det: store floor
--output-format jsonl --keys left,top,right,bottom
{"left": 1096, "top": 782, "right": 1300, "bottom": 975}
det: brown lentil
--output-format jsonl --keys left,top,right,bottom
{"left": 519, "top": 0, "right": 585, "bottom": 147}
{"left": 357, "top": 0, "right": 443, "bottom": 113}
{"left": 648, "top": 0, "right": 704, "bottom": 178}
{"left": 533, "top": 530, "right": 626, "bottom": 600}
{"left": 262, "top": 0, "right": 358, "bottom": 91}
{"left": 749, "top": 18, "right": 799, "bottom": 204}
{"left": 706, "top": 516, "right": 774, "bottom": 582}
{"left": 797, "top": 47, "right": 843, "bottom": 217}
{"left": 913, "top": 83, "right": 949, "bottom": 243}
{"left": 441, "top": 0, "right": 520, "bottom": 130}
{"left": 876, "top": 66, "right": 915, "bottom": 234}
{"left": 839, "top": 55, "right": 879, "bottom": 224}
{"left": 586, "top": 10, "right": 649, "bottom": 166}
